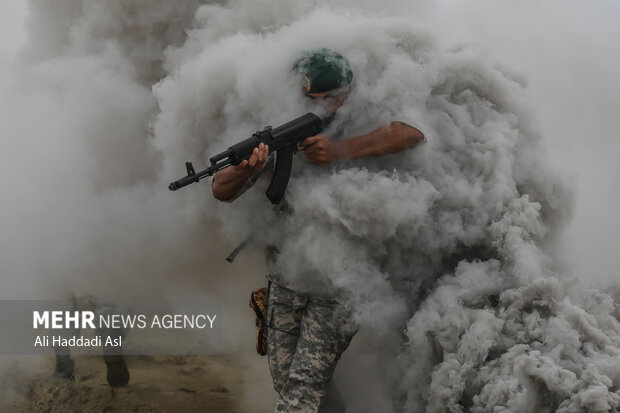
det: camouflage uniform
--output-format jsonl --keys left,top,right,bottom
{"left": 267, "top": 282, "right": 356, "bottom": 412}
{"left": 223, "top": 155, "right": 356, "bottom": 411}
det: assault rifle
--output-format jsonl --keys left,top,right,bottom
{"left": 168, "top": 113, "right": 322, "bottom": 205}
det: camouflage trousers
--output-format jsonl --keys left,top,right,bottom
{"left": 267, "top": 283, "right": 356, "bottom": 413}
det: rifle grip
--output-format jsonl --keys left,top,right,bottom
{"left": 266, "top": 147, "right": 294, "bottom": 205}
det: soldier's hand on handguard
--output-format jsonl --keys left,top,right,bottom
{"left": 212, "top": 143, "right": 269, "bottom": 201}
{"left": 235, "top": 142, "right": 269, "bottom": 174}
{"left": 300, "top": 134, "right": 343, "bottom": 165}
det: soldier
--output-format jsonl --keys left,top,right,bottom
{"left": 213, "top": 48, "right": 424, "bottom": 412}
{"left": 53, "top": 293, "right": 129, "bottom": 387}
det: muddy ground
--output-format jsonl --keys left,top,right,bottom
{"left": 0, "top": 354, "right": 276, "bottom": 413}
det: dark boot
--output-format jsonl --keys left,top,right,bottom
{"left": 104, "top": 354, "right": 129, "bottom": 387}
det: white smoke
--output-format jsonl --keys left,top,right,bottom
{"left": 1, "top": 0, "right": 214, "bottom": 299}
{"left": 1, "top": 0, "right": 273, "bottom": 408}
{"left": 2, "top": 0, "right": 619, "bottom": 412}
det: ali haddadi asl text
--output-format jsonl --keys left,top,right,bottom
{"left": 34, "top": 335, "right": 121, "bottom": 348}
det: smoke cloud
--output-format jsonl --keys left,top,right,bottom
{"left": 1, "top": 0, "right": 619, "bottom": 412}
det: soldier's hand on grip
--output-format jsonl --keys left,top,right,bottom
{"left": 301, "top": 134, "right": 342, "bottom": 165}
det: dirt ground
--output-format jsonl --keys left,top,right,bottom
{"left": 0, "top": 354, "right": 276, "bottom": 413}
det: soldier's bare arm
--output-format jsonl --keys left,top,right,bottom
{"left": 300, "top": 122, "right": 424, "bottom": 165}
{"left": 212, "top": 143, "right": 269, "bottom": 201}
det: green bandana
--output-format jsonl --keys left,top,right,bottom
{"left": 293, "top": 48, "right": 353, "bottom": 93}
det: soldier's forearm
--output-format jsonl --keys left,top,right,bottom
{"left": 212, "top": 167, "right": 254, "bottom": 201}
{"left": 337, "top": 122, "right": 424, "bottom": 160}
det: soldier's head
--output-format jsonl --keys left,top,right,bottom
{"left": 293, "top": 48, "right": 353, "bottom": 115}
